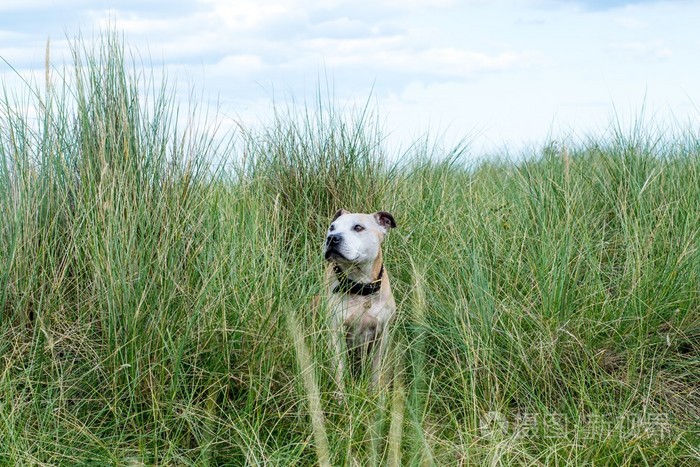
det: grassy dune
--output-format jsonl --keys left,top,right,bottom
{"left": 1, "top": 33, "right": 698, "bottom": 465}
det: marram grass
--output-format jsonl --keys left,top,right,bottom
{"left": 1, "top": 33, "right": 699, "bottom": 466}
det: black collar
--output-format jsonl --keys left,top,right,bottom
{"left": 332, "top": 264, "right": 384, "bottom": 296}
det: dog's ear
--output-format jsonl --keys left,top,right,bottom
{"left": 332, "top": 209, "right": 349, "bottom": 222}
{"left": 374, "top": 211, "right": 396, "bottom": 231}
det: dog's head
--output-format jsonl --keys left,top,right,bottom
{"left": 324, "top": 209, "right": 396, "bottom": 264}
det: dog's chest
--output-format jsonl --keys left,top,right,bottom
{"left": 330, "top": 294, "right": 393, "bottom": 329}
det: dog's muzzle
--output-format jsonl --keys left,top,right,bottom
{"left": 325, "top": 233, "right": 343, "bottom": 260}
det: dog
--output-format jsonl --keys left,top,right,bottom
{"left": 323, "top": 209, "right": 396, "bottom": 391}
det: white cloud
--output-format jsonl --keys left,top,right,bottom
{"left": 197, "top": 0, "right": 298, "bottom": 30}
{"left": 299, "top": 28, "right": 538, "bottom": 78}
{"left": 0, "top": 0, "right": 85, "bottom": 12}
{"left": 615, "top": 15, "right": 647, "bottom": 29}
{"left": 310, "top": 17, "right": 376, "bottom": 39}
{"left": 406, "top": 48, "right": 539, "bottom": 76}
{"left": 610, "top": 41, "right": 672, "bottom": 61}
{"left": 215, "top": 54, "right": 264, "bottom": 72}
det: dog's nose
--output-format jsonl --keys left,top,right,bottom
{"left": 326, "top": 233, "right": 342, "bottom": 247}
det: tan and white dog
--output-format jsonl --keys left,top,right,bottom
{"left": 324, "top": 209, "right": 396, "bottom": 390}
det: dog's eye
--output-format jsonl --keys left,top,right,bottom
{"left": 353, "top": 224, "right": 365, "bottom": 232}
{"left": 329, "top": 224, "right": 335, "bottom": 232}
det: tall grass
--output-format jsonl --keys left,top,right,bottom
{"left": 1, "top": 32, "right": 698, "bottom": 465}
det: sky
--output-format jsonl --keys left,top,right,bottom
{"left": 1, "top": 0, "right": 698, "bottom": 157}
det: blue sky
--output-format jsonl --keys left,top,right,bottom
{"left": 1, "top": 0, "right": 698, "bottom": 156}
